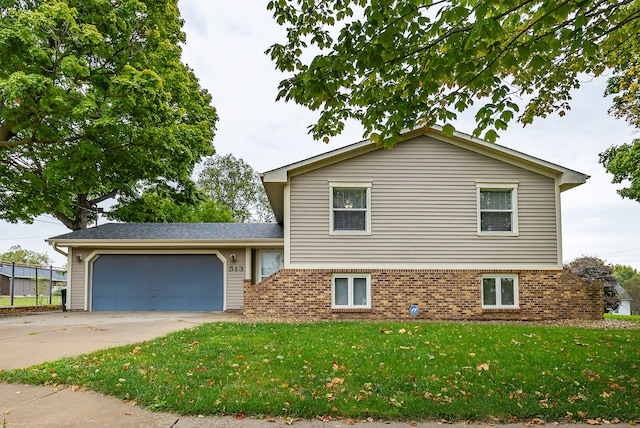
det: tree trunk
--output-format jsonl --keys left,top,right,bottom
{"left": 53, "top": 195, "right": 90, "bottom": 230}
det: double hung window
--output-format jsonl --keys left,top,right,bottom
{"left": 477, "top": 183, "right": 518, "bottom": 234}
{"left": 330, "top": 182, "right": 371, "bottom": 234}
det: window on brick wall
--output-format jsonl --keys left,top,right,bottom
{"left": 481, "top": 274, "right": 519, "bottom": 309}
{"left": 332, "top": 274, "right": 371, "bottom": 308}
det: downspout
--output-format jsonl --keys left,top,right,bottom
{"left": 50, "top": 242, "right": 68, "bottom": 258}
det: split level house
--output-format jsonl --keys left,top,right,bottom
{"left": 47, "top": 127, "right": 603, "bottom": 320}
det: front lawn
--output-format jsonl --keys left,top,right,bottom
{"left": 605, "top": 313, "right": 640, "bottom": 323}
{"left": 0, "top": 322, "right": 638, "bottom": 423}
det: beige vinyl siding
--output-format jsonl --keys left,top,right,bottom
{"left": 219, "top": 248, "right": 244, "bottom": 310}
{"left": 289, "top": 136, "right": 559, "bottom": 266}
{"left": 69, "top": 247, "right": 93, "bottom": 310}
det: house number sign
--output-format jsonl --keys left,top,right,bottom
{"left": 228, "top": 266, "right": 244, "bottom": 272}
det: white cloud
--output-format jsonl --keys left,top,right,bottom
{"left": 1, "top": 2, "right": 639, "bottom": 270}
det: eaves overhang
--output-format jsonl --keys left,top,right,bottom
{"left": 45, "top": 238, "right": 284, "bottom": 248}
{"left": 261, "top": 125, "right": 589, "bottom": 222}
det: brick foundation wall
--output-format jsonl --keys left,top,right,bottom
{"left": 243, "top": 269, "right": 603, "bottom": 321}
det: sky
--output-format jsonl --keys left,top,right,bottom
{"left": 1, "top": 2, "right": 639, "bottom": 270}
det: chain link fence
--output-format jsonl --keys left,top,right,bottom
{"left": 0, "top": 261, "right": 67, "bottom": 309}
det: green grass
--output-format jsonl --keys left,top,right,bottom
{"left": 605, "top": 313, "right": 640, "bottom": 323}
{"left": 0, "top": 295, "right": 62, "bottom": 307}
{"left": 0, "top": 322, "right": 638, "bottom": 423}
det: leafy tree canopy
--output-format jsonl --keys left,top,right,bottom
{"left": 0, "top": 0, "right": 217, "bottom": 230}
{"left": 566, "top": 256, "right": 620, "bottom": 313}
{"left": 267, "top": 0, "right": 639, "bottom": 145}
{"left": 1, "top": 244, "right": 52, "bottom": 265}
{"left": 613, "top": 264, "right": 640, "bottom": 286}
{"left": 599, "top": 43, "right": 640, "bottom": 203}
{"left": 197, "top": 154, "right": 275, "bottom": 223}
{"left": 107, "top": 182, "right": 233, "bottom": 223}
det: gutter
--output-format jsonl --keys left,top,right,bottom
{"left": 50, "top": 242, "right": 68, "bottom": 258}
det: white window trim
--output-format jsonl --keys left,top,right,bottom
{"left": 481, "top": 274, "right": 519, "bottom": 309}
{"left": 476, "top": 182, "right": 519, "bottom": 236}
{"left": 258, "top": 250, "right": 283, "bottom": 282}
{"left": 329, "top": 181, "right": 372, "bottom": 236}
{"left": 332, "top": 273, "right": 371, "bottom": 309}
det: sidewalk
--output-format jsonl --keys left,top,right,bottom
{"left": 2, "top": 383, "right": 637, "bottom": 428}
{"left": 0, "top": 383, "right": 467, "bottom": 427}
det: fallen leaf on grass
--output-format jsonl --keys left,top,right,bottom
{"left": 587, "top": 419, "right": 602, "bottom": 425}
{"left": 568, "top": 394, "right": 587, "bottom": 403}
{"left": 476, "top": 363, "right": 490, "bottom": 372}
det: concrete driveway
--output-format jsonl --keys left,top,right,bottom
{"left": 0, "top": 311, "right": 242, "bottom": 370}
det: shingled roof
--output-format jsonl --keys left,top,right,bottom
{"left": 47, "top": 223, "right": 284, "bottom": 242}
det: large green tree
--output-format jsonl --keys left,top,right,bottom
{"left": 107, "top": 182, "right": 234, "bottom": 223}
{"left": 0, "top": 0, "right": 217, "bottom": 230}
{"left": 267, "top": 0, "right": 639, "bottom": 145}
{"left": 0, "top": 244, "right": 52, "bottom": 265}
{"left": 599, "top": 51, "right": 640, "bottom": 203}
{"left": 197, "top": 154, "right": 274, "bottom": 223}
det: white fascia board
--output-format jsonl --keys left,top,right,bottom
{"left": 428, "top": 130, "right": 589, "bottom": 189}
{"left": 45, "top": 239, "right": 284, "bottom": 248}
{"left": 261, "top": 138, "right": 375, "bottom": 182}
{"left": 263, "top": 125, "right": 588, "bottom": 188}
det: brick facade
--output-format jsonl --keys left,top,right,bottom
{"left": 243, "top": 269, "right": 603, "bottom": 321}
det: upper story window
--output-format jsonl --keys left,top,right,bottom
{"left": 330, "top": 182, "right": 372, "bottom": 235}
{"left": 476, "top": 183, "right": 518, "bottom": 235}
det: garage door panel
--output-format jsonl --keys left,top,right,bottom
{"left": 92, "top": 254, "right": 223, "bottom": 311}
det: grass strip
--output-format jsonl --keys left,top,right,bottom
{"left": 0, "top": 296, "right": 62, "bottom": 307}
{"left": 0, "top": 321, "right": 638, "bottom": 422}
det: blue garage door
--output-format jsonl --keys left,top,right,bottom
{"left": 92, "top": 254, "right": 223, "bottom": 311}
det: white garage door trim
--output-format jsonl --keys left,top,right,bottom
{"left": 83, "top": 249, "right": 227, "bottom": 311}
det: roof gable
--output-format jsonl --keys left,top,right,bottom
{"left": 262, "top": 126, "right": 589, "bottom": 222}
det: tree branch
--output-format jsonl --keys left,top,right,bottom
{"left": 0, "top": 136, "right": 34, "bottom": 149}
{"left": 88, "top": 190, "right": 118, "bottom": 206}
